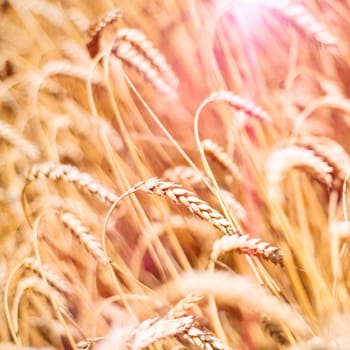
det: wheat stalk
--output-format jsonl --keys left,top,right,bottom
{"left": 211, "top": 233, "right": 283, "bottom": 266}
{"left": 59, "top": 211, "right": 111, "bottom": 265}
{"left": 25, "top": 162, "right": 118, "bottom": 205}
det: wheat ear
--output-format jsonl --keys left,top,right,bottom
{"left": 163, "top": 166, "right": 246, "bottom": 222}
{"left": 161, "top": 270, "right": 310, "bottom": 337}
{"left": 167, "top": 293, "right": 203, "bottom": 319}
{"left": 25, "top": 162, "right": 118, "bottom": 205}
{"left": 112, "top": 41, "right": 176, "bottom": 96}
{"left": 203, "top": 91, "right": 272, "bottom": 122}
{"left": 129, "top": 316, "right": 194, "bottom": 350}
{"left": 0, "top": 119, "right": 40, "bottom": 160}
{"left": 114, "top": 28, "right": 178, "bottom": 89}
{"left": 22, "top": 257, "right": 72, "bottom": 296}
{"left": 86, "top": 8, "right": 122, "bottom": 57}
{"left": 265, "top": 145, "right": 333, "bottom": 201}
{"left": 201, "top": 139, "right": 241, "bottom": 180}
{"left": 59, "top": 211, "right": 111, "bottom": 265}
{"left": 211, "top": 234, "right": 283, "bottom": 266}
{"left": 181, "top": 326, "right": 232, "bottom": 350}
{"left": 295, "top": 136, "right": 350, "bottom": 187}
{"left": 272, "top": 1, "right": 337, "bottom": 52}
{"left": 11, "top": 276, "right": 67, "bottom": 333}
{"left": 130, "top": 177, "right": 236, "bottom": 236}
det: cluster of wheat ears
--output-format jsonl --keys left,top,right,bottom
{"left": 2, "top": 0, "right": 350, "bottom": 349}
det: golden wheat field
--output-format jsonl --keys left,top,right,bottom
{"left": 2, "top": 0, "right": 350, "bottom": 349}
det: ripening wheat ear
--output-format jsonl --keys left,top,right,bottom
{"left": 295, "top": 136, "right": 350, "bottom": 187}
{"left": 22, "top": 257, "right": 72, "bottom": 296}
{"left": 0, "top": 119, "right": 40, "bottom": 160}
{"left": 211, "top": 233, "right": 283, "bottom": 266}
{"left": 112, "top": 41, "right": 177, "bottom": 97}
{"left": 166, "top": 293, "right": 203, "bottom": 319}
{"left": 270, "top": 1, "right": 337, "bottom": 52}
{"left": 202, "top": 91, "right": 272, "bottom": 122}
{"left": 128, "top": 316, "right": 194, "bottom": 350}
{"left": 11, "top": 276, "right": 67, "bottom": 334}
{"left": 162, "top": 166, "right": 247, "bottom": 222}
{"left": 265, "top": 145, "right": 333, "bottom": 202}
{"left": 86, "top": 8, "right": 122, "bottom": 57}
{"left": 40, "top": 60, "right": 101, "bottom": 84}
{"left": 25, "top": 162, "right": 118, "bottom": 205}
{"left": 59, "top": 211, "right": 111, "bottom": 265}
{"left": 181, "top": 326, "right": 233, "bottom": 350}
{"left": 113, "top": 28, "right": 179, "bottom": 90}
{"left": 130, "top": 177, "right": 237, "bottom": 236}
{"left": 201, "top": 139, "right": 241, "bottom": 181}
{"left": 161, "top": 270, "right": 310, "bottom": 337}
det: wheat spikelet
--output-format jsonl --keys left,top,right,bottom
{"left": 0, "top": 119, "right": 40, "bottom": 160}
{"left": 272, "top": 1, "right": 337, "bottom": 51}
{"left": 86, "top": 8, "right": 122, "bottom": 57}
{"left": 167, "top": 293, "right": 203, "bottom": 319}
{"left": 201, "top": 139, "right": 241, "bottom": 180}
{"left": 181, "top": 327, "right": 232, "bottom": 350}
{"left": 295, "top": 136, "right": 350, "bottom": 187}
{"left": 265, "top": 146, "right": 333, "bottom": 201}
{"left": 131, "top": 177, "right": 236, "bottom": 236}
{"left": 210, "top": 233, "right": 283, "bottom": 266}
{"left": 59, "top": 211, "right": 111, "bottom": 265}
{"left": 204, "top": 91, "right": 272, "bottom": 122}
{"left": 25, "top": 162, "right": 118, "bottom": 205}
{"left": 114, "top": 28, "right": 178, "bottom": 89}
{"left": 130, "top": 316, "right": 194, "bottom": 350}
{"left": 22, "top": 257, "right": 72, "bottom": 296}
